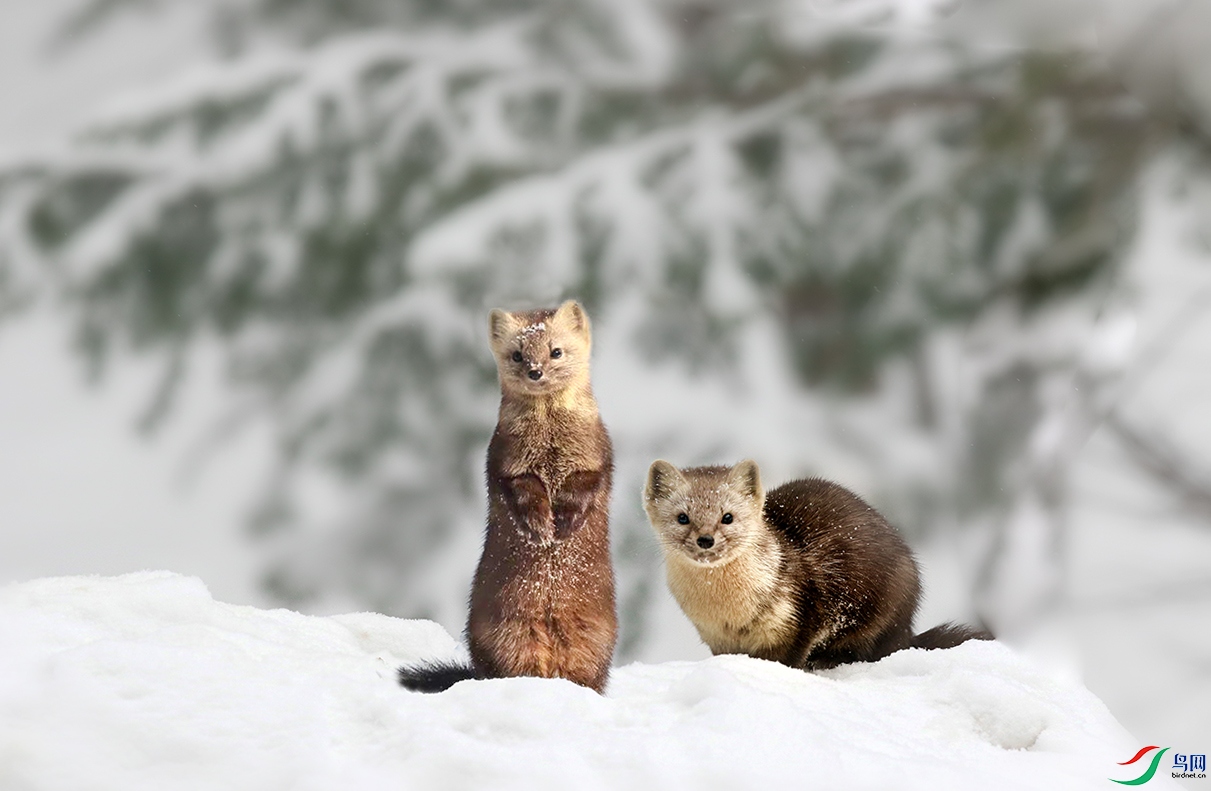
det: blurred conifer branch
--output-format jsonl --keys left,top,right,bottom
{"left": 4, "top": 0, "right": 1210, "bottom": 644}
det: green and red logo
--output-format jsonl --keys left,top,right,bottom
{"left": 1111, "top": 746, "right": 1169, "bottom": 785}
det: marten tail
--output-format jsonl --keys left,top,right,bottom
{"left": 398, "top": 660, "right": 480, "bottom": 692}
{"left": 911, "top": 621, "right": 994, "bottom": 650}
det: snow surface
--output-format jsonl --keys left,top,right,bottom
{"left": 0, "top": 571, "right": 1151, "bottom": 791}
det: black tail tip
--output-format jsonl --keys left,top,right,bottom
{"left": 397, "top": 660, "right": 478, "bottom": 693}
{"left": 912, "top": 622, "right": 995, "bottom": 650}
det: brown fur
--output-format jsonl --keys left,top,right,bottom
{"left": 464, "top": 300, "right": 617, "bottom": 691}
{"left": 643, "top": 460, "right": 991, "bottom": 670}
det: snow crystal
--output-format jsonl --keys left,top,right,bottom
{"left": 0, "top": 571, "right": 1145, "bottom": 791}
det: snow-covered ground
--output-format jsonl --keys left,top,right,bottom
{"left": 0, "top": 571, "right": 1156, "bottom": 791}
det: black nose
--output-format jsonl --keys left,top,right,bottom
{"left": 528, "top": 369, "right": 543, "bottom": 380}
{"left": 696, "top": 535, "right": 714, "bottom": 549}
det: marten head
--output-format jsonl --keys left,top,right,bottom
{"left": 643, "top": 460, "right": 765, "bottom": 567}
{"left": 489, "top": 300, "right": 592, "bottom": 397}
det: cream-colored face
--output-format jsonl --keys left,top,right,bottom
{"left": 488, "top": 300, "right": 592, "bottom": 396}
{"left": 642, "top": 460, "right": 766, "bottom": 566}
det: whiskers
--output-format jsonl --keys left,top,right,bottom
{"left": 654, "top": 530, "right": 691, "bottom": 554}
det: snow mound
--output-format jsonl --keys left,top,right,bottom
{"left": 0, "top": 572, "right": 1140, "bottom": 790}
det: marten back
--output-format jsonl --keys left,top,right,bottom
{"left": 764, "top": 478, "right": 921, "bottom": 668}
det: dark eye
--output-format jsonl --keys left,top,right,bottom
{"left": 511, "top": 351, "right": 523, "bottom": 362}
{"left": 550, "top": 348, "right": 562, "bottom": 359}
{"left": 721, "top": 513, "right": 733, "bottom": 524}
{"left": 677, "top": 513, "right": 690, "bottom": 525}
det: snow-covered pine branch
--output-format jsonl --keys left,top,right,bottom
{"left": 0, "top": 0, "right": 1166, "bottom": 648}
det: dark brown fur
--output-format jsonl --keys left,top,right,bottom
{"left": 761, "top": 477, "right": 972, "bottom": 668}
{"left": 400, "top": 301, "right": 617, "bottom": 693}
{"left": 644, "top": 461, "right": 991, "bottom": 671}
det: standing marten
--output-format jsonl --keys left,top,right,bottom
{"left": 399, "top": 300, "right": 617, "bottom": 693}
{"left": 643, "top": 460, "right": 991, "bottom": 670}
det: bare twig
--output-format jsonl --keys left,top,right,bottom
{"left": 1104, "top": 411, "right": 1211, "bottom": 521}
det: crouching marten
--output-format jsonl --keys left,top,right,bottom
{"left": 643, "top": 459, "right": 991, "bottom": 670}
{"left": 399, "top": 300, "right": 617, "bottom": 693}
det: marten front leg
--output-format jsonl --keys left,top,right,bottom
{"left": 501, "top": 473, "right": 554, "bottom": 542}
{"left": 552, "top": 469, "right": 604, "bottom": 539}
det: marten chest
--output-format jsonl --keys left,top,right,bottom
{"left": 665, "top": 550, "right": 797, "bottom": 657}
{"left": 499, "top": 409, "right": 602, "bottom": 487}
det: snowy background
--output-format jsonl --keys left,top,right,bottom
{"left": 0, "top": 0, "right": 1209, "bottom": 775}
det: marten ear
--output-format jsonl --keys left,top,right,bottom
{"left": 552, "top": 300, "right": 590, "bottom": 340}
{"left": 728, "top": 460, "right": 763, "bottom": 502}
{"left": 644, "top": 460, "right": 684, "bottom": 505}
{"left": 488, "top": 309, "right": 519, "bottom": 349}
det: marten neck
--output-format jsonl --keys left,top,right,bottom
{"left": 498, "top": 378, "right": 598, "bottom": 424}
